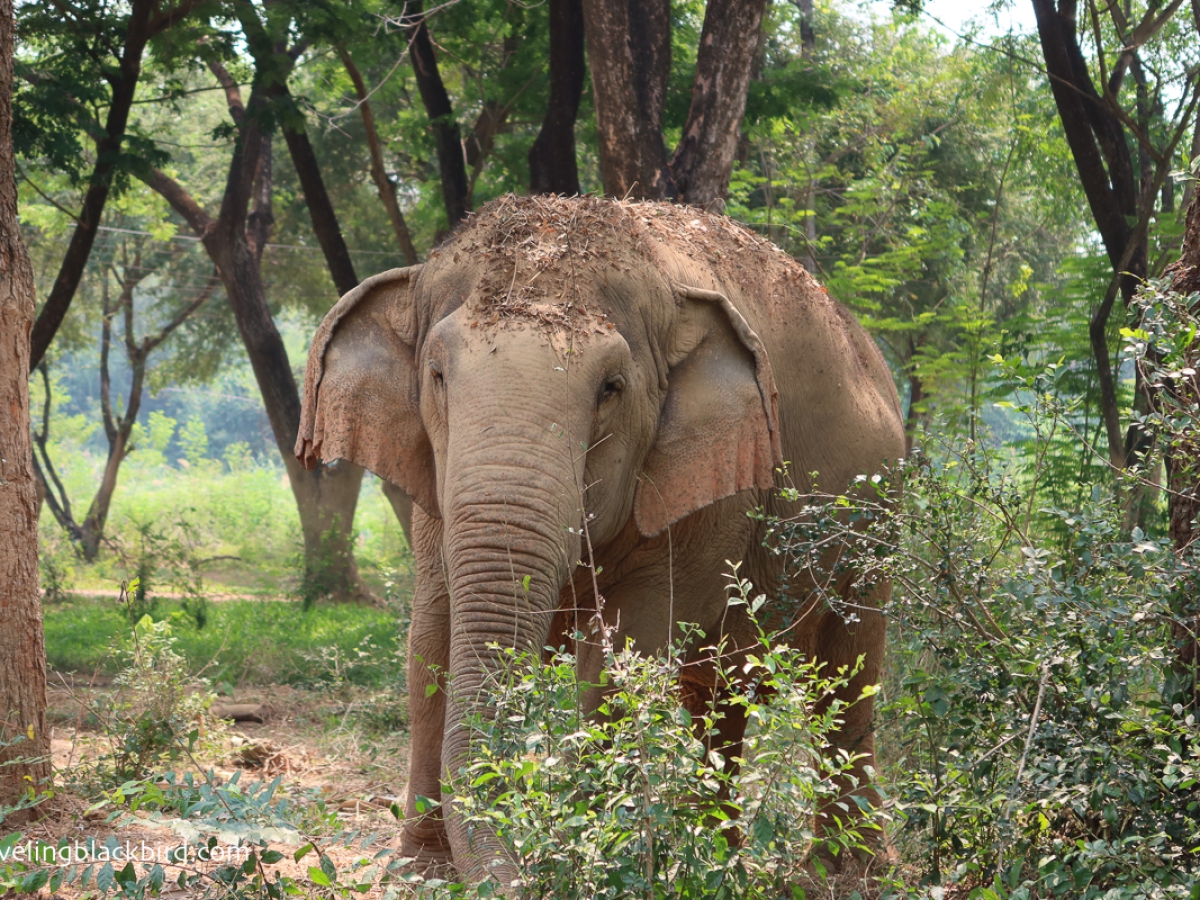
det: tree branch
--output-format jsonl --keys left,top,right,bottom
{"left": 145, "top": 274, "right": 218, "bottom": 354}
{"left": 338, "top": 45, "right": 419, "bottom": 264}
{"left": 143, "top": 167, "right": 212, "bottom": 235}
{"left": 208, "top": 59, "right": 245, "bottom": 125}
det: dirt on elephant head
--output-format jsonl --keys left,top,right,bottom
{"left": 429, "top": 194, "right": 815, "bottom": 340}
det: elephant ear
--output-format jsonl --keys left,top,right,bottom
{"left": 634, "top": 284, "right": 783, "bottom": 537}
{"left": 295, "top": 267, "right": 437, "bottom": 516}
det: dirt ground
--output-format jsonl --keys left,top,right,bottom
{"left": 10, "top": 678, "right": 413, "bottom": 898}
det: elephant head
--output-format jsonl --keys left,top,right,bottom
{"left": 296, "top": 196, "right": 805, "bottom": 882}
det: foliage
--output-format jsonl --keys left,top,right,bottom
{"left": 38, "top": 527, "right": 76, "bottom": 603}
{"left": 770, "top": 382, "right": 1200, "bottom": 898}
{"left": 88, "top": 611, "right": 226, "bottom": 785}
{"left": 455, "top": 619, "right": 877, "bottom": 899}
{"left": 0, "top": 768, "right": 400, "bottom": 899}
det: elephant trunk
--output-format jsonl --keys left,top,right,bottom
{"left": 439, "top": 428, "right": 583, "bottom": 885}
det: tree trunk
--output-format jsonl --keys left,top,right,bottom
{"left": 28, "top": 0, "right": 173, "bottom": 369}
{"left": 1164, "top": 171, "right": 1200, "bottom": 693}
{"left": 1031, "top": 0, "right": 1150, "bottom": 469}
{"left": 403, "top": 1, "right": 470, "bottom": 229}
{"left": 0, "top": 0, "right": 51, "bottom": 824}
{"left": 279, "top": 116, "right": 359, "bottom": 295}
{"left": 146, "top": 85, "right": 370, "bottom": 602}
{"left": 528, "top": 0, "right": 586, "bottom": 195}
{"left": 668, "top": 0, "right": 768, "bottom": 207}
{"left": 581, "top": 0, "right": 674, "bottom": 200}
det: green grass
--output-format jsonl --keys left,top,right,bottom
{"left": 44, "top": 594, "right": 404, "bottom": 687}
{"left": 38, "top": 449, "right": 413, "bottom": 594}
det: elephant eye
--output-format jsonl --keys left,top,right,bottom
{"left": 429, "top": 363, "right": 444, "bottom": 385}
{"left": 599, "top": 373, "right": 626, "bottom": 404}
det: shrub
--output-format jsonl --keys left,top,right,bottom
{"left": 769, "top": 389, "right": 1200, "bottom": 897}
{"left": 92, "top": 613, "right": 224, "bottom": 784}
{"left": 454, "top": 582, "right": 878, "bottom": 899}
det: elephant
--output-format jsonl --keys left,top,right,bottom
{"left": 295, "top": 194, "right": 906, "bottom": 885}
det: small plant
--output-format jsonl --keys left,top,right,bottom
{"left": 93, "top": 605, "right": 224, "bottom": 784}
{"left": 295, "top": 523, "right": 359, "bottom": 610}
{"left": 38, "top": 528, "right": 75, "bottom": 602}
{"left": 112, "top": 519, "right": 209, "bottom": 629}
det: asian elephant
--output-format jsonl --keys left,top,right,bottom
{"left": 295, "top": 195, "right": 905, "bottom": 885}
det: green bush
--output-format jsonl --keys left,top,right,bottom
{"left": 92, "top": 615, "right": 225, "bottom": 785}
{"left": 769, "top": 374, "right": 1200, "bottom": 897}
{"left": 454, "top": 588, "right": 877, "bottom": 899}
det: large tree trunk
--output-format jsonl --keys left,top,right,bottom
{"left": 528, "top": 0, "right": 586, "bottom": 195}
{"left": 0, "top": 0, "right": 50, "bottom": 824}
{"left": 581, "top": 0, "right": 674, "bottom": 200}
{"left": 668, "top": 0, "right": 768, "bottom": 207}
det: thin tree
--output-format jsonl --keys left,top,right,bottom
{"left": 1161, "top": 150, "right": 1200, "bottom": 695}
{"left": 393, "top": 1, "right": 529, "bottom": 230}
{"left": 34, "top": 239, "right": 216, "bottom": 561}
{"left": 338, "top": 47, "right": 420, "bottom": 265}
{"left": 401, "top": 0, "right": 470, "bottom": 229}
{"left": 528, "top": 0, "right": 586, "bottom": 195}
{"left": 1032, "top": 0, "right": 1200, "bottom": 469}
{"left": 0, "top": 0, "right": 51, "bottom": 826}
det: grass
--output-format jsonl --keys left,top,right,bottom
{"left": 43, "top": 594, "right": 404, "bottom": 688}
{"left": 38, "top": 445, "right": 413, "bottom": 594}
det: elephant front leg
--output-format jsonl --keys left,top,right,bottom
{"left": 400, "top": 508, "right": 454, "bottom": 875}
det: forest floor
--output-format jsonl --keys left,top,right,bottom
{"left": 20, "top": 678, "right": 412, "bottom": 899}
{"left": 10, "top": 592, "right": 415, "bottom": 898}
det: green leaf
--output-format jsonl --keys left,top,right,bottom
{"left": 308, "top": 866, "right": 331, "bottom": 887}
{"left": 293, "top": 843, "right": 314, "bottom": 863}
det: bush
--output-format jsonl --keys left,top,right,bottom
{"left": 454, "top": 582, "right": 878, "bottom": 899}
{"left": 769, "top": 375, "right": 1200, "bottom": 897}
{"left": 91, "top": 613, "right": 225, "bottom": 784}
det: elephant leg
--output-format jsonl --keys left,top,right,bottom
{"left": 400, "top": 507, "right": 454, "bottom": 874}
{"left": 809, "top": 574, "right": 888, "bottom": 867}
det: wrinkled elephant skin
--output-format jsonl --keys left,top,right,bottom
{"left": 296, "top": 195, "right": 906, "bottom": 885}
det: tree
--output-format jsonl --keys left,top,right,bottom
{"left": 528, "top": 0, "right": 586, "bottom": 195}
{"left": 1158, "top": 152, "right": 1200, "bottom": 690}
{"left": 401, "top": 0, "right": 470, "bottom": 229}
{"left": 19, "top": 0, "right": 205, "bottom": 370}
{"left": 0, "top": 0, "right": 51, "bottom": 825}
{"left": 144, "top": 53, "right": 372, "bottom": 602}
{"left": 1031, "top": 0, "right": 1200, "bottom": 469}
{"left": 582, "top": 0, "right": 768, "bottom": 206}
{"left": 338, "top": 46, "right": 420, "bottom": 264}
{"left": 34, "top": 235, "right": 216, "bottom": 561}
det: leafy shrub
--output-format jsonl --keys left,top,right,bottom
{"left": 178, "top": 416, "right": 211, "bottom": 469}
{"left": 455, "top": 583, "right": 878, "bottom": 899}
{"left": 38, "top": 528, "right": 75, "bottom": 602}
{"left": 92, "top": 613, "right": 224, "bottom": 784}
{"left": 111, "top": 519, "right": 209, "bottom": 629}
{"left": 771, "top": 386, "right": 1200, "bottom": 897}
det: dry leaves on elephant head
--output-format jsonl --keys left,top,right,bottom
{"left": 433, "top": 193, "right": 814, "bottom": 345}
